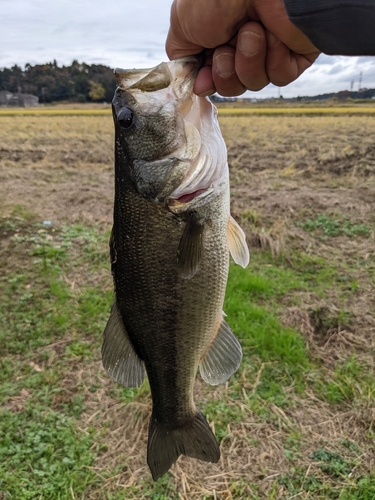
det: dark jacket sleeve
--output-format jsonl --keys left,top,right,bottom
{"left": 284, "top": 0, "right": 375, "bottom": 55}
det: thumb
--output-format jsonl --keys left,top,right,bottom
{"left": 166, "top": 28, "right": 203, "bottom": 60}
{"left": 165, "top": 0, "right": 203, "bottom": 60}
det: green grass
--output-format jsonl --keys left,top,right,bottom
{"left": 300, "top": 213, "right": 370, "bottom": 238}
{"left": 277, "top": 469, "right": 375, "bottom": 499}
{"left": 316, "top": 356, "right": 375, "bottom": 405}
{"left": 0, "top": 222, "right": 111, "bottom": 357}
{"left": 0, "top": 216, "right": 112, "bottom": 497}
{"left": 0, "top": 408, "right": 98, "bottom": 499}
{"left": 1, "top": 211, "right": 375, "bottom": 498}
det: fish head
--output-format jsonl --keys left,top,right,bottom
{"left": 112, "top": 58, "right": 228, "bottom": 206}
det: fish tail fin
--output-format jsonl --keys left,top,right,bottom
{"left": 147, "top": 410, "right": 220, "bottom": 481}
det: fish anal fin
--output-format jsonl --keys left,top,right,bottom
{"left": 177, "top": 215, "right": 204, "bottom": 279}
{"left": 102, "top": 302, "right": 145, "bottom": 388}
{"left": 228, "top": 215, "right": 250, "bottom": 268}
{"left": 147, "top": 410, "right": 220, "bottom": 481}
{"left": 199, "top": 316, "right": 242, "bottom": 385}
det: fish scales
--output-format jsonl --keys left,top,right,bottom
{"left": 102, "top": 57, "right": 250, "bottom": 480}
{"left": 114, "top": 181, "right": 229, "bottom": 419}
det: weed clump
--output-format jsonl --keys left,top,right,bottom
{"left": 301, "top": 214, "right": 370, "bottom": 238}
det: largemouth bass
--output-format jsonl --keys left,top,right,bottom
{"left": 102, "top": 57, "right": 249, "bottom": 481}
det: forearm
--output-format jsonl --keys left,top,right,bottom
{"left": 284, "top": 0, "right": 375, "bottom": 55}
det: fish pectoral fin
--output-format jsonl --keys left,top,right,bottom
{"left": 177, "top": 215, "right": 204, "bottom": 279}
{"left": 147, "top": 410, "right": 220, "bottom": 481}
{"left": 199, "top": 316, "right": 242, "bottom": 386}
{"left": 228, "top": 215, "right": 250, "bottom": 268}
{"left": 102, "top": 302, "right": 145, "bottom": 388}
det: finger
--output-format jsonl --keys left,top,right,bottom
{"left": 294, "top": 50, "right": 321, "bottom": 77}
{"left": 235, "top": 22, "right": 270, "bottom": 91}
{"left": 194, "top": 65, "right": 216, "bottom": 96}
{"left": 166, "top": 0, "right": 203, "bottom": 59}
{"left": 193, "top": 50, "right": 216, "bottom": 96}
{"left": 255, "top": 0, "right": 319, "bottom": 56}
{"left": 265, "top": 32, "right": 319, "bottom": 86}
{"left": 212, "top": 45, "right": 246, "bottom": 97}
{"left": 266, "top": 33, "right": 297, "bottom": 86}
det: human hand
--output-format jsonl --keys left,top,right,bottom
{"left": 166, "top": 0, "right": 320, "bottom": 96}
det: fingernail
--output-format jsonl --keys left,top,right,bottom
{"left": 214, "top": 52, "right": 235, "bottom": 78}
{"left": 238, "top": 30, "right": 263, "bottom": 57}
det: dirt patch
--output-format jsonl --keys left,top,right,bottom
{"left": 282, "top": 305, "right": 374, "bottom": 368}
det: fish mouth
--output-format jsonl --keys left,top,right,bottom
{"left": 168, "top": 187, "right": 214, "bottom": 208}
{"left": 176, "top": 188, "right": 209, "bottom": 204}
{"left": 168, "top": 93, "right": 228, "bottom": 207}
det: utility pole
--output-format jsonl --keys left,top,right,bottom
{"left": 358, "top": 72, "right": 362, "bottom": 92}
{"left": 350, "top": 79, "right": 354, "bottom": 92}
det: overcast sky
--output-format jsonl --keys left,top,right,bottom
{"left": 1, "top": 0, "right": 374, "bottom": 98}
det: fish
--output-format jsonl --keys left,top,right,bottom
{"left": 102, "top": 57, "right": 249, "bottom": 481}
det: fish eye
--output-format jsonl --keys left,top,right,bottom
{"left": 118, "top": 107, "right": 134, "bottom": 129}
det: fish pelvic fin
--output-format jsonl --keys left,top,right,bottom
{"left": 102, "top": 302, "right": 145, "bottom": 388}
{"left": 199, "top": 316, "right": 242, "bottom": 385}
{"left": 228, "top": 215, "right": 250, "bottom": 268}
{"left": 147, "top": 411, "right": 220, "bottom": 481}
{"left": 177, "top": 214, "right": 204, "bottom": 279}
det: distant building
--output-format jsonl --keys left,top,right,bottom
{"left": 0, "top": 90, "right": 13, "bottom": 106}
{"left": 0, "top": 91, "right": 39, "bottom": 107}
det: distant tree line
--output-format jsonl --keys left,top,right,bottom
{"left": 0, "top": 60, "right": 117, "bottom": 103}
{"left": 302, "top": 88, "right": 375, "bottom": 101}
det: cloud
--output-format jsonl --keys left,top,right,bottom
{"left": 327, "top": 64, "right": 346, "bottom": 75}
{"left": 313, "top": 54, "right": 338, "bottom": 66}
{"left": 1, "top": 0, "right": 374, "bottom": 98}
{"left": 358, "top": 56, "right": 375, "bottom": 64}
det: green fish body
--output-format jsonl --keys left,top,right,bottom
{"left": 102, "top": 58, "right": 249, "bottom": 480}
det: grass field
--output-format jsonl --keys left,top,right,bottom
{"left": 1, "top": 105, "right": 375, "bottom": 117}
{"left": 1, "top": 110, "right": 375, "bottom": 499}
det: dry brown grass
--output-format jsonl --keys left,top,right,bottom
{"left": 1, "top": 112, "right": 375, "bottom": 498}
{"left": 0, "top": 116, "right": 114, "bottom": 225}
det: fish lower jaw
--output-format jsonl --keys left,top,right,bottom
{"left": 166, "top": 187, "right": 213, "bottom": 211}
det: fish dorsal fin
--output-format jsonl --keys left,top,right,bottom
{"left": 177, "top": 215, "right": 204, "bottom": 279}
{"left": 102, "top": 302, "right": 145, "bottom": 388}
{"left": 199, "top": 316, "right": 242, "bottom": 385}
{"left": 228, "top": 216, "right": 250, "bottom": 268}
